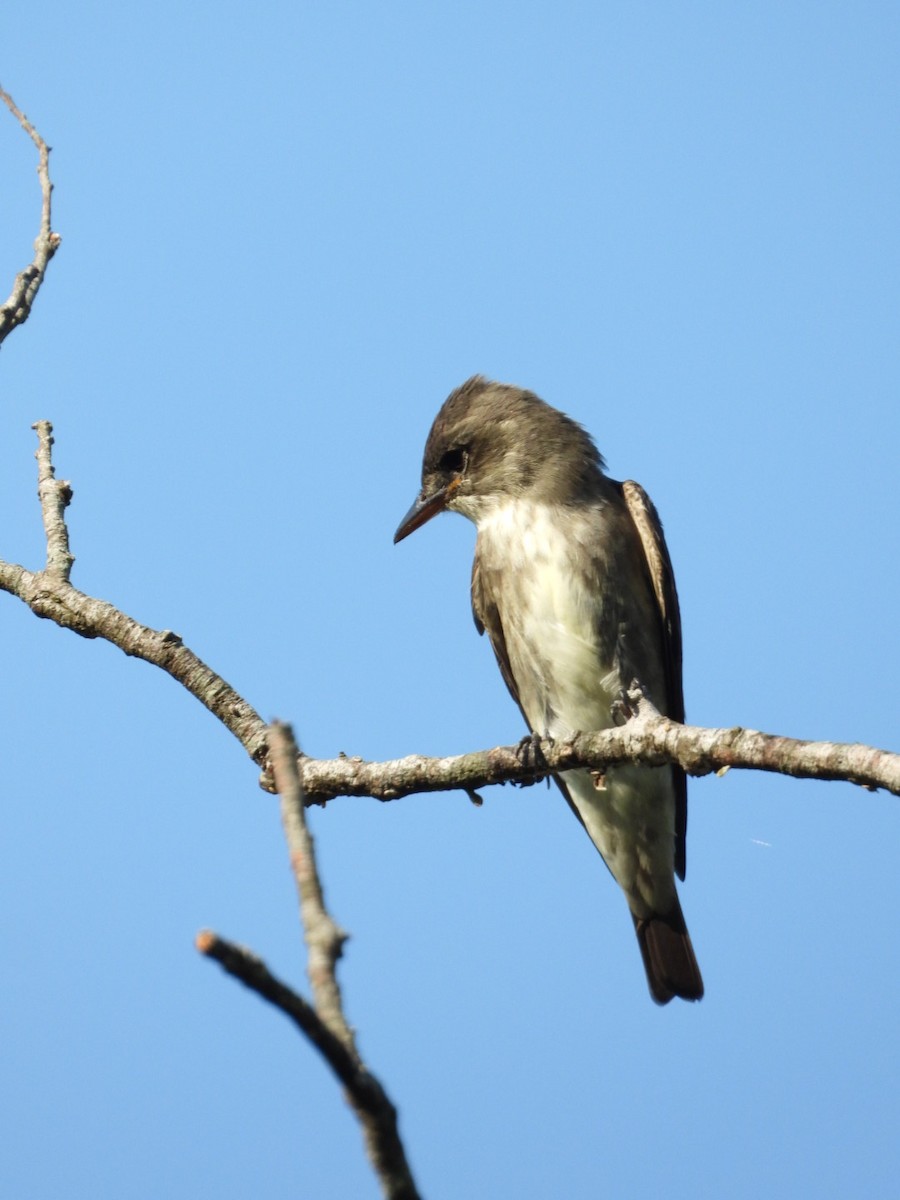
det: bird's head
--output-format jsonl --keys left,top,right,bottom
{"left": 394, "top": 375, "right": 605, "bottom": 543}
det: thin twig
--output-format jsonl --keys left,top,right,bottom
{"left": 32, "top": 421, "right": 74, "bottom": 580}
{"left": 270, "top": 722, "right": 352, "bottom": 1048}
{"left": 198, "top": 725, "right": 424, "bottom": 1200}
{"left": 196, "top": 932, "right": 421, "bottom": 1200}
{"left": 196, "top": 931, "right": 360, "bottom": 1085}
{"left": 0, "top": 85, "right": 60, "bottom": 346}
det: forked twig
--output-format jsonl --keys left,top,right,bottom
{"left": 198, "top": 722, "right": 422, "bottom": 1200}
{"left": 0, "top": 86, "right": 60, "bottom": 345}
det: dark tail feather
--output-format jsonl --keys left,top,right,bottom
{"left": 632, "top": 896, "right": 704, "bottom": 1005}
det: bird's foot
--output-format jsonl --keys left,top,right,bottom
{"left": 611, "top": 681, "right": 648, "bottom": 726}
{"left": 514, "top": 730, "right": 552, "bottom": 786}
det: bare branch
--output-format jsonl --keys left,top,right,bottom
{"left": 297, "top": 700, "right": 900, "bottom": 803}
{"left": 195, "top": 931, "right": 357, "bottom": 1079}
{"left": 196, "top": 932, "right": 421, "bottom": 1200}
{"left": 0, "top": 555, "right": 270, "bottom": 761}
{"left": 197, "top": 722, "right": 423, "bottom": 1200}
{"left": 270, "top": 722, "right": 352, "bottom": 1048}
{"left": 3, "top": 422, "right": 898, "bottom": 805}
{"left": 0, "top": 421, "right": 268, "bottom": 759}
{"left": 32, "top": 421, "right": 74, "bottom": 579}
{"left": 0, "top": 86, "right": 60, "bottom": 346}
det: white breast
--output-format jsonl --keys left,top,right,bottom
{"left": 477, "top": 500, "right": 618, "bottom": 737}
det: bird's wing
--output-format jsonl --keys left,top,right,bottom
{"left": 471, "top": 551, "right": 524, "bottom": 713}
{"left": 620, "top": 480, "right": 688, "bottom": 880}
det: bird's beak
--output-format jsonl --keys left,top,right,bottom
{"left": 393, "top": 484, "right": 451, "bottom": 543}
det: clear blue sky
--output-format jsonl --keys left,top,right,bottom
{"left": 2, "top": 4, "right": 898, "bottom": 1197}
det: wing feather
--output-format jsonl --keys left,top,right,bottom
{"left": 471, "top": 551, "right": 523, "bottom": 712}
{"left": 620, "top": 480, "right": 688, "bottom": 880}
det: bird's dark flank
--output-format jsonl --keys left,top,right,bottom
{"left": 395, "top": 376, "right": 703, "bottom": 1004}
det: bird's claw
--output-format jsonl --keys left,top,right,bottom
{"left": 611, "top": 683, "right": 644, "bottom": 726}
{"left": 514, "top": 731, "right": 553, "bottom": 786}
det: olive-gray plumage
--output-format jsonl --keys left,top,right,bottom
{"left": 395, "top": 376, "right": 702, "bottom": 1003}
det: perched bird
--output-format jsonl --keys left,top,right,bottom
{"left": 394, "top": 376, "right": 703, "bottom": 1004}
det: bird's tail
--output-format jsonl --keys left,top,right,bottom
{"left": 632, "top": 895, "right": 704, "bottom": 1005}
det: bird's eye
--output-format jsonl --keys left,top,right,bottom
{"left": 438, "top": 447, "right": 468, "bottom": 475}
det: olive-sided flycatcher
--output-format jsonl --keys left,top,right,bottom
{"left": 394, "top": 376, "right": 703, "bottom": 1004}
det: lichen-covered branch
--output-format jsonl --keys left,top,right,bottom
{"left": 3, "top": 423, "right": 898, "bottom": 811}
{"left": 296, "top": 702, "right": 900, "bottom": 803}
{"left": 0, "top": 425, "right": 269, "bottom": 762}
{"left": 0, "top": 553, "right": 270, "bottom": 761}
{"left": 0, "top": 86, "right": 60, "bottom": 346}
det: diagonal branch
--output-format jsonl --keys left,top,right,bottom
{"left": 196, "top": 931, "right": 361, "bottom": 1085}
{"left": 0, "top": 554, "right": 270, "bottom": 761}
{"left": 198, "top": 721, "right": 422, "bottom": 1200}
{"left": 272, "top": 723, "right": 421, "bottom": 1197}
{"left": 0, "top": 421, "right": 270, "bottom": 763}
{"left": 197, "top": 933, "right": 421, "bottom": 1200}
{"left": 270, "top": 723, "right": 352, "bottom": 1047}
{"left": 0, "top": 86, "right": 60, "bottom": 346}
